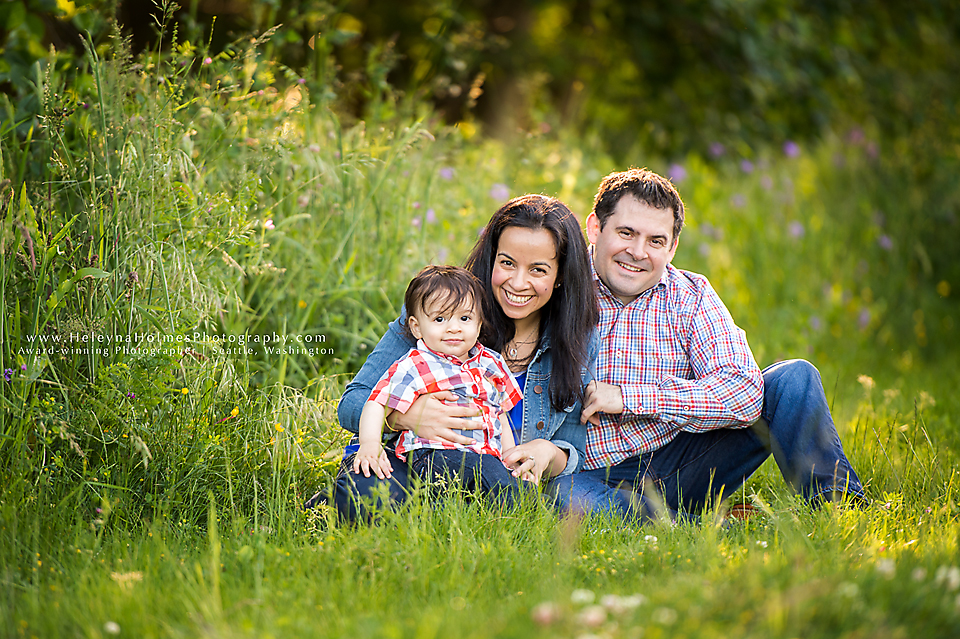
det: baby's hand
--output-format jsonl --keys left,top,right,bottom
{"left": 353, "top": 442, "right": 393, "bottom": 479}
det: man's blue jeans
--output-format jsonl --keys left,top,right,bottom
{"left": 551, "top": 360, "right": 866, "bottom": 521}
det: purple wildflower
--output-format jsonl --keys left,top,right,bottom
{"left": 809, "top": 316, "right": 823, "bottom": 331}
{"left": 297, "top": 78, "right": 306, "bottom": 85}
{"left": 668, "top": 163, "right": 687, "bottom": 183}
{"left": 858, "top": 309, "right": 871, "bottom": 330}
{"left": 489, "top": 183, "right": 510, "bottom": 201}
{"left": 740, "top": 159, "right": 755, "bottom": 174}
{"left": 203, "top": 57, "right": 213, "bottom": 65}
{"left": 760, "top": 175, "right": 774, "bottom": 191}
{"left": 783, "top": 141, "right": 800, "bottom": 158}
{"left": 847, "top": 128, "right": 865, "bottom": 145}
{"left": 878, "top": 235, "right": 893, "bottom": 251}
{"left": 709, "top": 142, "right": 726, "bottom": 158}
{"left": 439, "top": 167, "right": 455, "bottom": 180}
{"left": 425, "top": 208, "right": 437, "bottom": 224}
{"left": 788, "top": 221, "right": 805, "bottom": 239}
{"left": 3, "top": 368, "right": 12, "bottom": 382}
{"left": 731, "top": 194, "right": 747, "bottom": 209}
{"left": 21, "top": 364, "right": 27, "bottom": 371}
{"left": 126, "top": 392, "right": 136, "bottom": 399}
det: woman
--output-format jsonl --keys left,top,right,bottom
{"left": 330, "top": 194, "right": 599, "bottom": 520}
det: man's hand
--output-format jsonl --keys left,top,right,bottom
{"left": 580, "top": 380, "right": 624, "bottom": 425}
{"left": 392, "top": 391, "right": 482, "bottom": 446}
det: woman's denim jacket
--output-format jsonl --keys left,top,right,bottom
{"left": 337, "top": 313, "right": 599, "bottom": 476}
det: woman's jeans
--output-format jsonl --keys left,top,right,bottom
{"left": 550, "top": 360, "right": 866, "bottom": 522}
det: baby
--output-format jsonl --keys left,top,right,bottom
{"left": 353, "top": 265, "right": 525, "bottom": 503}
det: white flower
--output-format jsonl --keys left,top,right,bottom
{"left": 875, "top": 558, "right": 896, "bottom": 580}
{"left": 571, "top": 589, "right": 595, "bottom": 605}
{"left": 756, "top": 540, "right": 768, "bottom": 548}
{"left": 103, "top": 621, "right": 121, "bottom": 635}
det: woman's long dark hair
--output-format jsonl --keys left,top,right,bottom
{"left": 464, "top": 194, "right": 598, "bottom": 411}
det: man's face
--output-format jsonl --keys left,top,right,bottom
{"left": 586, "top": 194, "right": 678, "bottom": 306}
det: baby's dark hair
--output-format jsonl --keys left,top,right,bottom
{"left": 403, "top": 265, "right": 483, "bottom": 335}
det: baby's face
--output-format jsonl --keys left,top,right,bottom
{"left": 408, "top": 295, "right": 481, "bottom": 361}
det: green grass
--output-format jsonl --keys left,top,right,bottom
{"left": 2, "top": 27, "right": 959, "bottom": 638}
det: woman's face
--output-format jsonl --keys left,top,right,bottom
{"left": 490, "top": 226, "right": 560, "bottom": 324}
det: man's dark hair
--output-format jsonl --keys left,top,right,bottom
{"left": 593, "top": 168, "right": 685, "bottom": 244}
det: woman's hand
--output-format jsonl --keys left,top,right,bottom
{"left": 353, "top": 442, "right": 393, "bottom": 479}
{"left": 392, "top": 391, "right": 483, "bottom": 445}
{"left": 502, "top": 439, "right": 568, "bottom": 483}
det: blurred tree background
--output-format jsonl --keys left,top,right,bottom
{"left": 2, "top": 0, "right": 958, "bottom": 362}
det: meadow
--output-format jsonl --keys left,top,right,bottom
{"left": 2, "top": 33, "right": 959, "bottom": 638}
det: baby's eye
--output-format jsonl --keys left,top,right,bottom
{"left": 460, "top": 315, "right": 473, "bottom": 322}
{"left": 432, "top": 316, "right": 446, "bottom": 323}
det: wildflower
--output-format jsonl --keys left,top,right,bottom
{"left": 913, "top": 567, "right": 928, "bottom": 581}
{"left": 783, "top": 140, "right": 800, "bottom": 157}
{"left": 298, "top": 300, "right": 307, "bottom": 309}
{"left": 740, "top": 159, "right": 754, "bottom": 173}
{"left": 858, "top": 308, "right": 871, "bottom": 330}
{"left": 126, "top": 392, "right": 136, "bottom": 400}
{"left": 531, "top": 602, "right": 560, "bottom": 626}
{"left": 937, "top": 281, "right": 951, "bottom": 297}
{"left": 20, "top": 364, "right": 27, "bottom": 371}
{"left": 878, "top": 235, "right": 893, "bottom": 251}
{"left": 203, "top": 57, "right": 213, "bottom": 65}
{"left": 104, "top": 621, "right": 121, "bottom": 635}
{"left": 181, "top": 387, "right": 189, "bottom": 394}
{"left": 578, "top": 605, "right": 606, "bottom": 628}
{"left": 570, "top": 589, "right": 595, "bottom": 605}
{"left": 809, "top": 316, "right": 823, "bottom": 331}
{"left": 760, "top": 175, "right": 774, "bottom": 190}
{"left": 652, "top": 607, "right": 678, "bottom": 625}
{"left": 935, "top": 566, "right": 960, "bottom": 590}
{"left": 3, "top": 368, "right": 13, "bottom": 382}
{"left": 298, "top": 194, "right": 310, "bottom": 207}
{"left": 847, "top": 128, "right": 865, "bottom": 145}
{"left": 788, "top": 221, "right": 805, "bottom": 239}
{"left": 439, "top": 167, "right": 454, "bottom": 180}
{"left": 411, "top": 217, "right": 421, "bottom": 228}
{"left": 489, "top": 183, "right": 510, "bottom": 201}
{"left": 275, "top": 423, "right": 285, "bottom": 432}
{"left": 426, "top": 208, "right": 437, "bottom": 224}
{"left": 875, "top": 558, "right": 896, "bottom": 579}
{"left": 412, "top": 201, "right": 421, "bottom": 209}
{"left": 231, "top": 407, "right": 239, "bottom": 417}
{"left": 643, "top": 535, "right": 658, "bottom": 543}
{"left": 709, "top": 142, "right": 726, "bottom": 158}
{"left": 668, "top": 163, "right": 686, "bottom": 183}
{"left": 730, "top": 194, "right": 746, "bottom": 208}
{"left": 308, "top": 143, "right": 321, "bottom": 153}
{"left": 298, "top": 78, "right": 306, "bottom": 84}
{"left": 756, "top": 540, "right": 768, "bottom": 548}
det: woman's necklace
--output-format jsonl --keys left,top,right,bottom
{"left": 507, "top": 326, "right": 538, "bottom": 358}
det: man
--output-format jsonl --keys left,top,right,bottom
{"left": 551, "top": 168, "right": 866, "bottom": 520}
